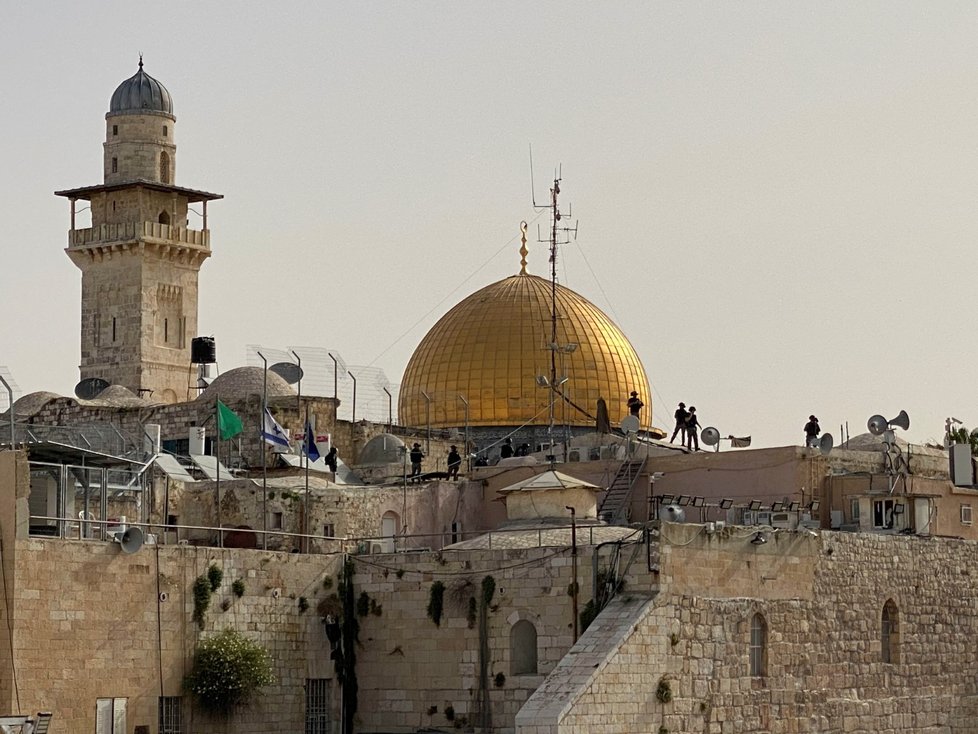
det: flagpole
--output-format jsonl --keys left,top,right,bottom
{"left": 215, "top": 394, "right": 222, "bottom": 548}
{"left": 304, "top": 404, "right": 310, "bottom": 554}
{"left": 258, "top": 350, "right": 268, "bottom": 550}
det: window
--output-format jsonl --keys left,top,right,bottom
{"left": 160, "top": 151, "right": 170, "bottom": 183}
{"left": 962, "top": 504, "right": 973, "bottom": 525}
{"left": 511, "top": 620, "right": 538, "bottom": 675}
{"left": 881, "top": 599, "right": 899, "bottom": 664}
{"left": 850, "top": 498, "right": 860, "bottom": 522}
{"left": 111, "top": 157, "right": 118, "bottom": 173}
{"left": 271, "top": 512, "right": 283, "bottom": 530}
{"left": 164, "top": 318, "right": 168, "bottom": 343}
{"left": 93, "top": 313, "right": 100, "bottom": 346}
{"left": 305, "top": 679, "right": 331, "bottom": 734}
{"left": 159, "top": 210, "right": 170, "bottom": 225}
{"left": 323, "top": 523, "right": 335, "bottom": 538}
{"left": 112, "top": 200, "right": 116, "bottom": 212}
{"left": 749, "top": 613, "right": 767, "bottom": 677}
{"left": 112, "top": 124, "right": 118, "bottom": 136}
{"left": 450, "top": 521, "right": 462, "bottom": 544}
{"left": 166, "top": 514, "right": 178, "bottom": 527}
{"left": 159, "top": 696, "right": 182, "bottom": 734}
{"left": 873, "top": 499, "right": 895, "bottom": 529}
{"left": 96, "top": 698, "right": 126, "bottom": 734}
{"left": 163, "top": 125, "right": 168, "bottom": 137}
{"left": 112, "top": 316, "right": 117, "bottom": 342}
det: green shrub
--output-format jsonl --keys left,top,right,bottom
{"left": 428, "top": 581, "right": 446, "bottom": 626}
{"left": 207, "top": 564, "right": 223, "bottom": 592}
{"left": 231, "top": 579, "right": 245, "bottom": 598}
{"left": 192, "top": 576, "right": 211, "bottom": 628}
{"left": 184, "top": 629, "right": 274, "bottom": 714}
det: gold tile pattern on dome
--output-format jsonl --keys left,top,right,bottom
{"left": 398, "top": 273, "right": 652, "bottom": 429}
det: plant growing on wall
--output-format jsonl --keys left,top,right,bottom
{"left": 192, "top": 575, "right": 212, "bottom": 628}
{"left": 298, "top": 597, "right": 309, "bottom": 613}
{"left": 656, "top": 676, "right": 673, "bottom": 704}
{"left": 337, "top": 558, "right": 359, "bottom": 734}
{"left": 207, "top": 564, "right": 223, "bottom": 592}
{"left": 231, "top": 579, "right": 245, "bottom": 598}
{"left": 184, "top": 628, "right": 274, "bottom": 715}
{"left": 427, "top": 581, "right": 446, "bottom": 626}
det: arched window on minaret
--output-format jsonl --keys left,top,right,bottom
{"left": 158, "top": 210, "right": 170, "bottom": 226}
{"left": 160, "top": 152, "right": 170, "bottom": 184}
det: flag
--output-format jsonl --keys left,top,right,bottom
{"left": 303, "top": 421, "right": 321, "bottom": 462}
{"left": 261, "top": 408, "right": 291, "bottom": 451}
{"left": 217, "top": 400, "right": 243, "bottom": 440}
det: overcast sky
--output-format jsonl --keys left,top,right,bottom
{"left": 2, "top": 2, "right": 976, "bottom": 448}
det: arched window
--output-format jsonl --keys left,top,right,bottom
{"left": 381, "top": 511, "right": 399, "bottom": 539}
{"left": 511, "top": 620, "right": 538, "bottom": 675}
{"left": 160, "top": 151, "right": 170, "bottom": 183}
{"left": 749, "top": 613, "right": 767, "bottom": 677}
{"left": 158, "top": 210, "right": 170, "bottom": 225}
{"left": 882, "top": 599, "right": 899, "bottom": 664}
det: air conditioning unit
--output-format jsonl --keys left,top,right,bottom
{"left": 370, "top": 539, "right": 395, "bottom": 554}
{"left": 771, "top": 512, "right": 793, "bottom": 529}
{"left": 742, "top": 510, "right": 757, "bottom": 525}
{"left": 757, "top": 512, "right": 772, "bottom": 526}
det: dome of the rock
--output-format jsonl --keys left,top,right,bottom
{"left": 398, "top": 272, "right": 651, "bottom": 430}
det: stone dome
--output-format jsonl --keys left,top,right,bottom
{"left": 109, "top": 59, "right": 173, "bottom": 116}
{"left": 398, "top": 273, "right": 651, "bottom": 429}
{"left": 196, "top": 367, "right": 296, "bottom": 403}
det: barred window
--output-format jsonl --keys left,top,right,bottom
{"left": 159, "top": 696, "right": 183, "bottom": 734}
{"left": 305, "top": 679, "right": 331, "bottom": 734}
{"left": 882, "top": 599, "right": 900, "bottom": 664}
{"left": 749, "top": 613, "right": 767, "bottom": 677}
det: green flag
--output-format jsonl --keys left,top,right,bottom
{"left": 217, "top": 400, "right": 243, "bottom": 440}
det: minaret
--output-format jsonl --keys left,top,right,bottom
{"left": 56, "top": 59, "right": 222, "bottom": 404}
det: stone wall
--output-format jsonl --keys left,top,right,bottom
{"left": 517, "top": 524, "right": 978, "bottom": 733}
{"left": 6, "top": 535, "right": 342, "bottom": 734}
{"left": 351, "top": 543, "right": 657, "bottom": 733}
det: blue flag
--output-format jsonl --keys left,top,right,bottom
{"left": 303, "top": 421, "right": 321, "bottom": 462}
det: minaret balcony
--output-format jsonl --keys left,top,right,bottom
{"left": 68, "top": 221, "right": 210, "bottom": 249}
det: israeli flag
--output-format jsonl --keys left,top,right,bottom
{"left": 261, "top": 408, "right": 291, "bottom": 452}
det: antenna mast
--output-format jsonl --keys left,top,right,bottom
{"left": 531, "top": 153, "right": 579, "bottom": 461}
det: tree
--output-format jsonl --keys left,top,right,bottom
{"left": 947, "top": 427, "right": 978, "bottom": 457}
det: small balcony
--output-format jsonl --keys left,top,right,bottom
{"left": 68, "top": 221, "right": 210, "bottom": 249}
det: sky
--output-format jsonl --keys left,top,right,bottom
{"left": 1, "top": 2, "right": 977, "bottom": 448}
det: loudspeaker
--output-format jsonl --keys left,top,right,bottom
{"left": 867, "top": 415, "right": 888, "bottom": 436}
{"left": 117, "top": 527, "right": 144, "bottom": 554}
{"left": 819, "top": 433, "right": 834, "bottom": 456}
{"left": 890, "top": 410, "right": 910, "bottom": 431}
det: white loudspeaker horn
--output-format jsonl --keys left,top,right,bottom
{"left": 117, "top": 526, "right": 144, "bottom": 554}
{"left": 889, "top": 410, "right": 910, "bottom": 431}
{"left": 819, "top": 433, "right": 834, "bottom": 456}
{"left": 701, "top": 427, "right": 720, "bottom": 446}
{"left": 867, "top": 415, "right": 888, "bottom": 436}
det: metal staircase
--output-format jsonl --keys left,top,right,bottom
{"left": 598, "top": 457, "right": 647, "bottom": 525}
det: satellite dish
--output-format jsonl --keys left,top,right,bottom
{"left": 658, "top": 504, "right": 686, "bottom": 523}
{"left": 74, "top": 377, "right": 110, "bottom": 400}
{"left": 117, "top": 526, "right": 144, "bottom": 554}
{"left": 867, "top": 415, "right": 888, "bottom": 436}
{"left": 270, "top": 362, "right": 303, "bottom": 385}
{"left": 819, "top": 433, "right": 834, "bottom": 456}
{"left": 701, "top": 427, "right": 720, "bottom": 447}
{"left": 620, "top": 415, "right": 640, "bottom": 434}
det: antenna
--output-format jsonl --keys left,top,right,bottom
{"left": 530, "top": 160, "right": 581, "bottom": 457}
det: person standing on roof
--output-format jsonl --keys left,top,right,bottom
{"left": 447, "top": 445, "right": 462, "bottom": 480}
{"left": 670, "top": 402, "right": 689, "bottom": 444}
{"left": 685, "top": 406, "right": 701, "bottom": 451}
{"left": 626, "top": 391, "right": 644, "bottom": 418}
{"left": 500, "top": 437, "right": 514, "bottom": 460}
{"left": 804, "top": 415, "right": 821, "bottom": 448}
{"left": 409, "top": 443, "right": 424, "bottom": 478}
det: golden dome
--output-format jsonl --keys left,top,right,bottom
{"left": 398, "top": 273, "right": 651, "bottom": 429}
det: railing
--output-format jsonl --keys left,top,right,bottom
{"left": 69, "top": 222, "right": 209, "bottom": 248}
{"left": 27, "top": 515, "right": 627, "bottom": 555}
{"left": 3, "top": 424, "right": 146, "bottom": 459}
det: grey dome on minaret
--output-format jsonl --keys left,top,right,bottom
{"left": 109, "top": 57, "right": 173, "bottom": 116}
